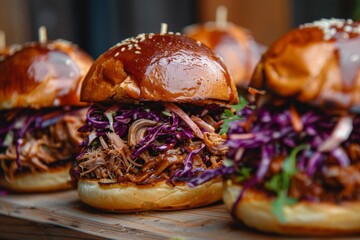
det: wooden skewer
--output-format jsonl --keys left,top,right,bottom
{"left": 0, "top": 31, "right": 5, "bottom": 51}
{"left": 38, "top": 26, "right": 47, "bottom": 43}
{"left": 215, "top": 5, "right": 228, "bottom": 28}
{"left": 160, "top": 23, "right": 168, "bottom": 34}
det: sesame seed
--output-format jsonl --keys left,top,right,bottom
{"left": 114, "top": 52, "right": 119, "bottom": 57}
{"left": 300, "top": 18, "right": 359, "bottom": 40}
{"left": 121, "top": 47, "right": 125, "bottom": 52}
{"left": 329, "top": 28, "right": 337, "bottom": 35}
{"left": 137, "top": 33, "right": 147, "bottom": 42}
{"left": 344, "top": 25, "right": 352, "bottom": 32}
{"left": 135, "top": 51, "right": 141, "bottom": 54}
{"left": 137, "top": 33, "right": 146, "bottom": 39}
{"left": 354, "top": 26, "right": 360, "bottom": 34}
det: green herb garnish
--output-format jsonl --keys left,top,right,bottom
{"left": 90, "top": 140, "right": 99, "bottom": 147}
{"left": 232, "top": 95, "right": 248, "bottom": 111}
{"left": 264, "top": 144, "right": 308, "bottom": 223}
{"left": 235, "top": 167, "right": 252, "bottom": 182}
{"left": 219, "top": 95, "right": 248, "bottom": 135}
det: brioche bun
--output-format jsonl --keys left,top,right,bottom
{"left": 80, "top": 33, "right": 238, "bottom": 105}
{"left": 223, "top": 180, "right": 360, "bottom": 236}
{"left": 77, "top": 179, "right": 222, "bottom": 212}
{"left": 0, "top": 40, "right": 93, "bottom": 109}
{"left": 251, "top": 19, "right": 360, "bottom": 112}
{"left": 184, "top": 22, "right": 263, "bottom": 89}
{"left": 0, "top": 163, "right": 72, "bottom": 192}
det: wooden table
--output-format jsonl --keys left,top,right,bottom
{"left": 0, "top": 190, "right": 357, "bottom": 239}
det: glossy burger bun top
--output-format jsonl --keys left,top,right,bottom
{"left": 0, "top": 40, "right": 93, "bottom": 109}
{"left": 184, "top": 22, "right": 263, "bottom": 89}
{"left": 80, "top": 33, "right": 239, "bottom": 105}
{"left": 251, "top": 19, "right": 360, "bottom": 112}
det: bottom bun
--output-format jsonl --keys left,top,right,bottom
{"left": 223, "top": 179, "right": 360, "bottom": 236}
{"left": 0, "top": 164, "right": 72, "bottom": 192}
{"left": 77, "top": 178, "right": 222, "bottom": 212}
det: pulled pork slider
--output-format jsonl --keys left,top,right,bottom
{"left": 221, "top": 19, "right": 360, "bottom": 235}
{"left": 74, "top": 32, "right": 238, "bottom": 211}
{"left": 0, "top": 40, "right": 93, "bottom": 192}
{"left": 184, "top": 21, "right": 263, "bottom": 93}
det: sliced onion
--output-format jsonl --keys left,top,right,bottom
{"left": 87, "top": 130, "right": 97, "bottom": 146}
{"left": 234, "top": 147, "right": 245, "bottom": 162}
{"left": 191, "top": 115, "right": 215, "bottom": 133}
{"left": 164, "top": 103, "right": 204, "bottom": 139}
{"left": 317, "top": 116, "right": 353, "bottom": 152}
{"left": 105, "top": 105, "right": 119, "bottom": 132}
{"left": 228, "top": 133, "right": 254, "bottom": 140}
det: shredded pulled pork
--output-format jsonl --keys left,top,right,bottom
{"left": 128, "top": 119, "right": 157, "bottom": 147}
{"left": 76, "top": 103, "right": 227, "bottom": 184}
{"left": 203, "top": 132, "right": 228, "bottom": 155}
{"left": 288, "top": 161, "right": 360, "bottom": 201}
{"left": 0, "top": 108, "right": 86, "bottom": 180}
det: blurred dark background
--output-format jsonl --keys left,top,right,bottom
{"left": 0, "top": 0, "right": 359, "bottom": 58}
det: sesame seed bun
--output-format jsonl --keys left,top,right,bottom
{"left": 80, "top": 33, "right": 238, "bottom": 105}
{"left": 251, "top": 19, "right": 360, "bottom": 112}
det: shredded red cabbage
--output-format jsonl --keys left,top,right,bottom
{"left": 226, "top": 104, "right": 359, "bottom": 180}
{"left": 188, "top": 166, "right": 235, "bottom": 187}
{"left": 77, "top": 103, "right": 224, "bottom": 181}
{"left": 189, "top": 103, "right": 359, "bottom": 202}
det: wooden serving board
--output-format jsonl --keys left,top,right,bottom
{"left": 0, "top": 190, "right": 356, "bottom": 240}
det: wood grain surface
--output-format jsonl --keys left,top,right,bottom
{"left": 0, "top": 190, "right": 357, "bottom": 240}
